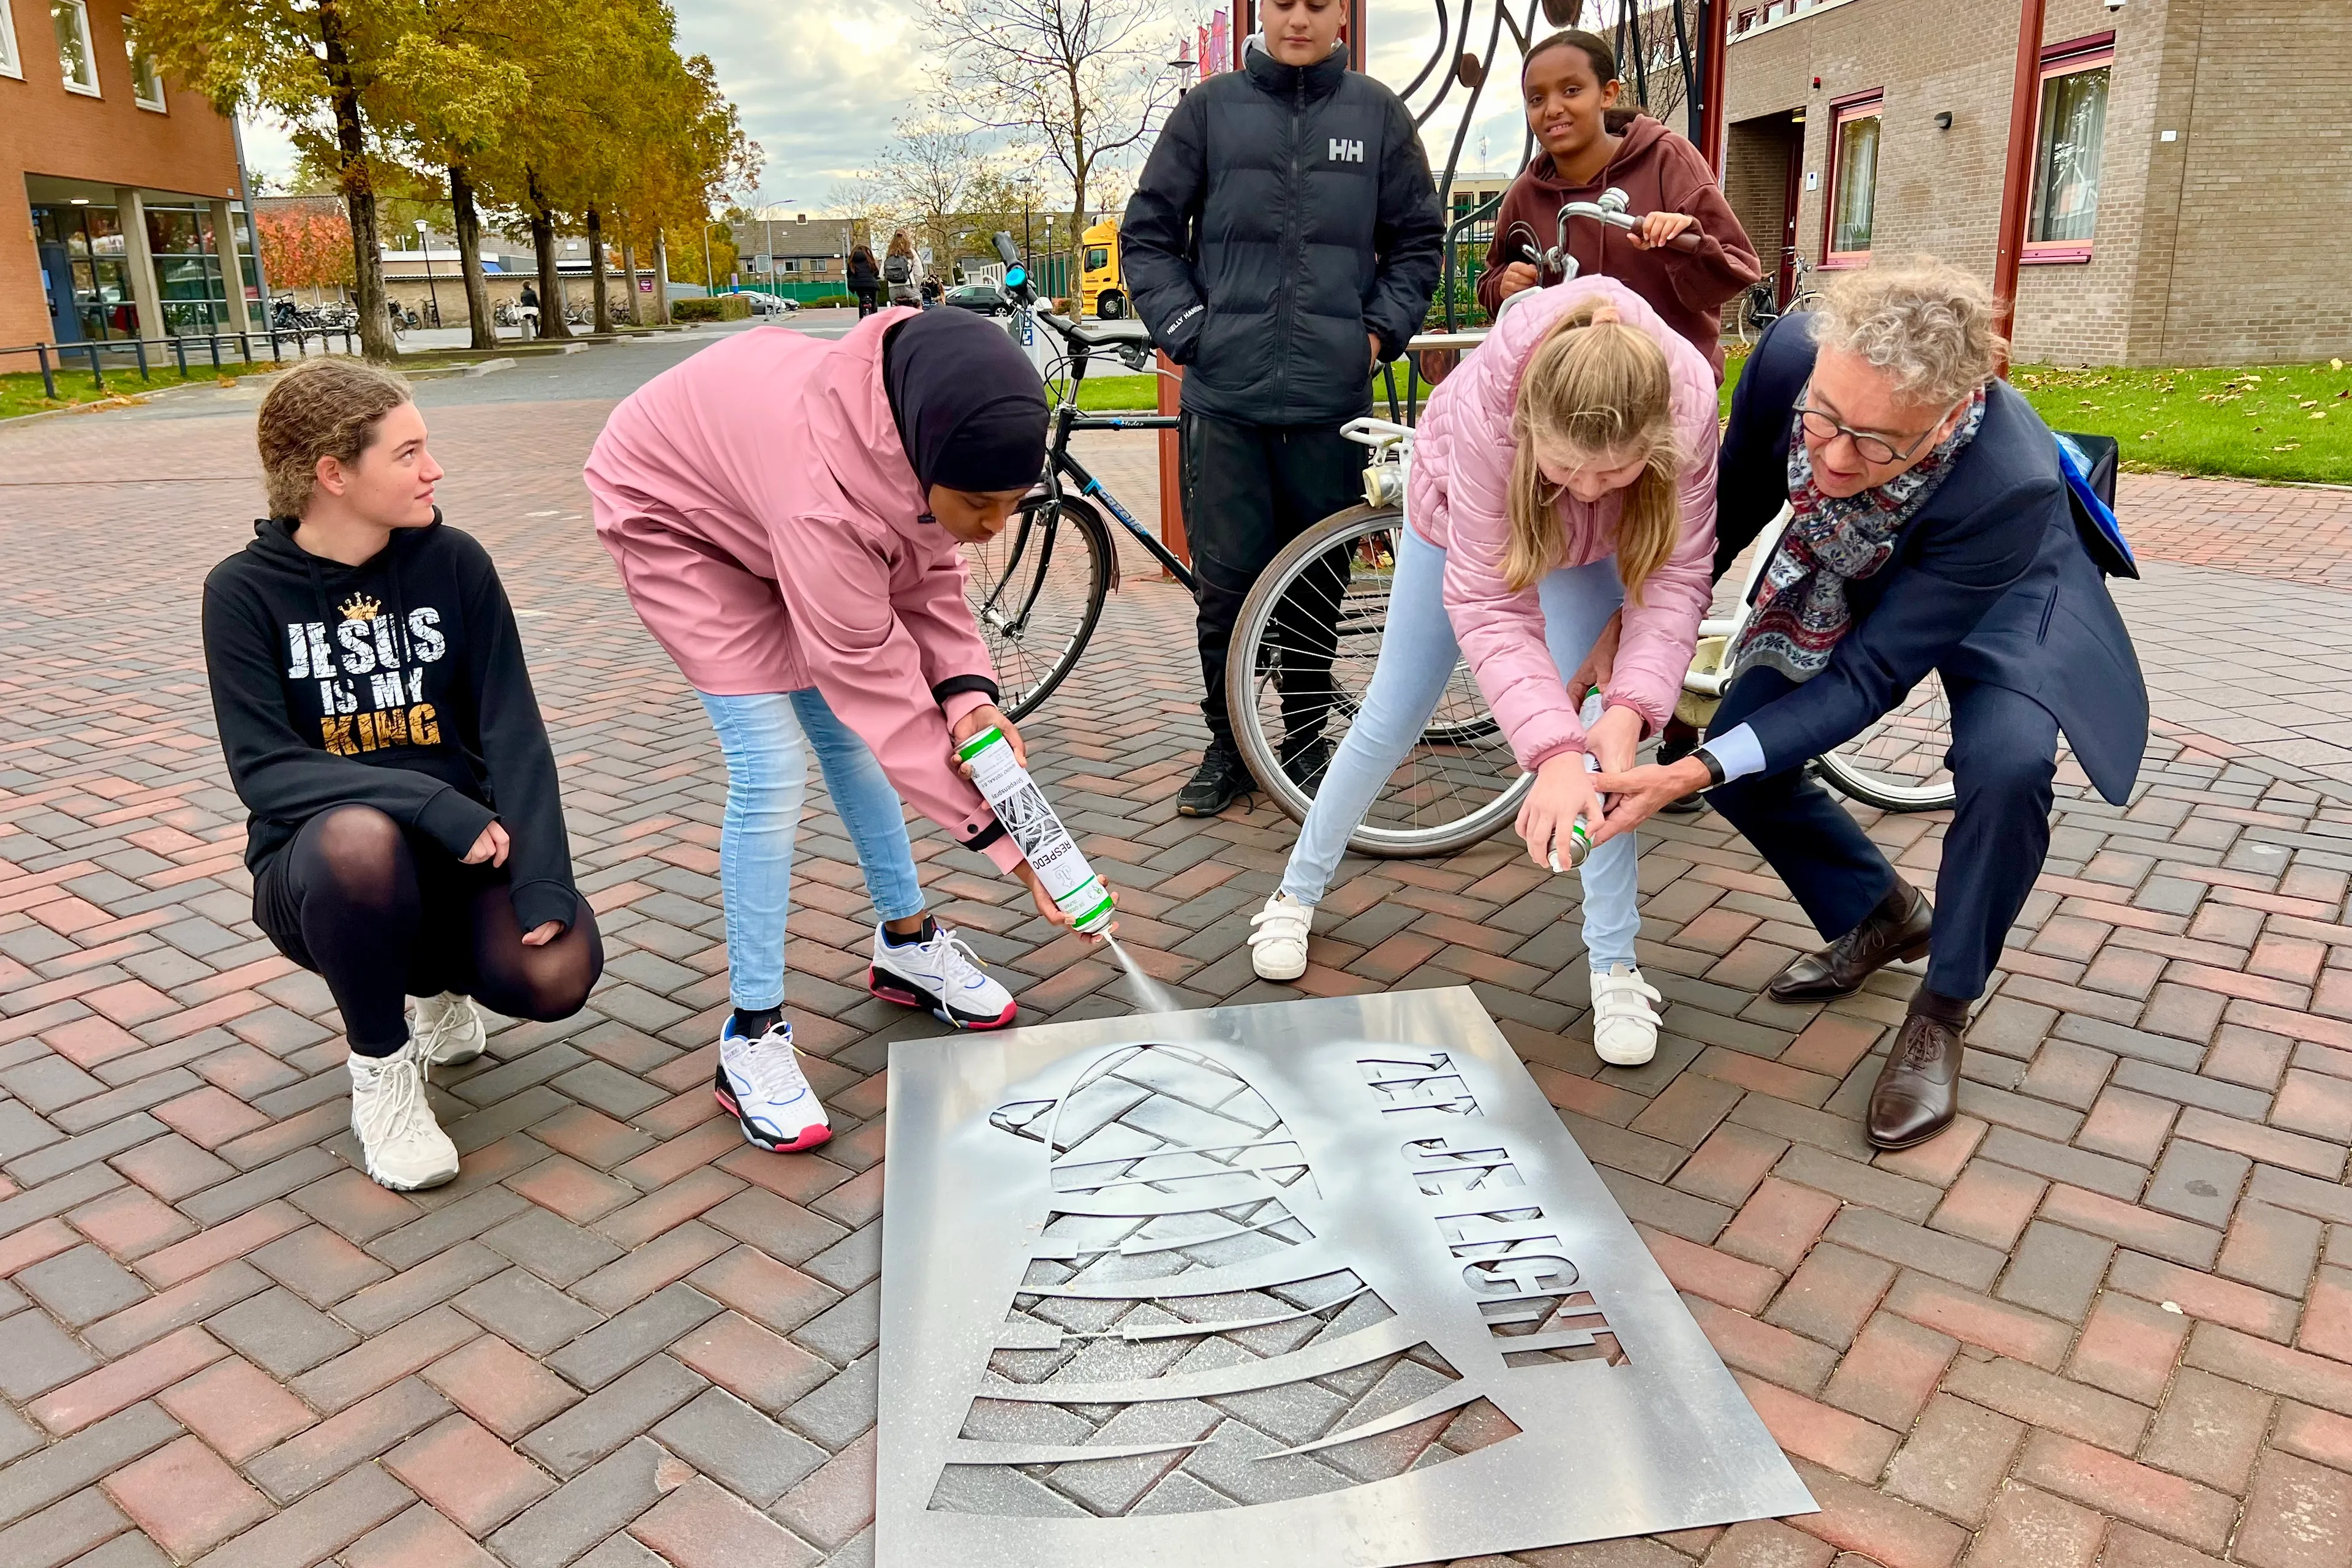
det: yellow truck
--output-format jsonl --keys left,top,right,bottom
{"left": 1079, "top": 218, "right": 1126, "bottom": 320}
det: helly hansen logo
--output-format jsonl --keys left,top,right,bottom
{"left": 1329, "top": 138, "right": 1363, "bottom": 162}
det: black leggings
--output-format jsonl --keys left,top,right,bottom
{"left": 254, "top": 805, "right": 603, "bottom": 1055}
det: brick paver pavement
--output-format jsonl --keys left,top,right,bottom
{"left": 0, "top": 340, "right": 2350, "bottom": 1566}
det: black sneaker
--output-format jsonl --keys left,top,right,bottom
{"left": 1176, "top": 745, "right": 1255, "bottom": 817}
{"left": 1656, "top": 728, "right": 1708, "bottom": 815}
{"left": 1279, "top": 734, "right": 1332, "bottom": 793}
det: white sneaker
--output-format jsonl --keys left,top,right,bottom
{"left": 1590, "top": 964, "right": 1663, "bottom": 1068}
{"left": 867, "top": 919, "right": 1017, "bottom": 1029}
{"left": 408, "top": 991, "right": 486, "bottom": 1069}
{"left": 1249, "top": 892, "right": 1314, "bottom": 981}
{"left": 716, "top": 1020, "right": 832, "bottom": 1153}
{"left": 348, "top": 1039, "right": 461, "bottom": 1190}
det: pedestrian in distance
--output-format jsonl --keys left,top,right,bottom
{"left": 884, "top": 230, "right": 924, "bottom": 308}
{"left": 1122, "top": 0, "right": 1444, "bottom": 818}
{"left": 1248, "top": 279, "right": 1717, "bottom": 1068}
{"left": 586, "top": 306, "right": 1113, "bottom": 1158}
{"left": 202, "top": 359, "right": 604, "bottom": 1192}
{"left": 1587, "top": 258, "right": 2147, "bottom": 1150}
{"left": 1480, "top": 29, "right": 1761, "bottom": 379}
{"left": 848, "top": 244, "right": 882, "bottom": 318}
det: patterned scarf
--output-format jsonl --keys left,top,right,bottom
{"left": 1733, "top": 386, "right": 1988, "bottom": 684}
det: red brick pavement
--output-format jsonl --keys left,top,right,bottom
{"left": 2120, "top": 471, "right": 2352, "bottom": 591}
{"left": 1, "top": 375, "right": 2351, "bottom": 1566}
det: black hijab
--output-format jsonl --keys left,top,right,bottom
{"left": 883, "top": 309, "right": 1049, "bottom": 495}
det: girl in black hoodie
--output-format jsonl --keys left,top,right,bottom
{"left": 202, "top": 358, "right": 602, "bottom": 1191}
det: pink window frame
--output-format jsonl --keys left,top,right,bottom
{"left": 1821, "top": 92, "right": 1883, "bottom": 269}
{"left": 2023, "top": 34, "right": 2115, "bottom": 265}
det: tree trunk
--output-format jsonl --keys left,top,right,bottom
{"left": 450, "top": 163, "right": 496, "bottom": 352}
{"left": 526, "top": 167, "right": 571, "bottom": 339}
{"left": 653, "top": 231, "right": 673, "bottom": 325}
{"left": 620, "top": 233, "right": 639, "bottom": 325}
{"left": 319, "top": 3, "right": 393, "bottom": 362}
{"left": 588, "top": 205, "right": 610, "bottom": 333}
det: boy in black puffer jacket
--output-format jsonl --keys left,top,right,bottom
{"left": 1123, "top": 0, "right": 1442, "bottom": 815}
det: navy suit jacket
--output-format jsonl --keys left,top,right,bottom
{"left": 1715, "top": 315, "right": 2147, "bottom": 805}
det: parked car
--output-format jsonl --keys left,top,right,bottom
{"left": 942, "top": 281, "right": 1012, "bottom": 317}
{"left": 739, "top": 292, "right": 797, "bottom": 316}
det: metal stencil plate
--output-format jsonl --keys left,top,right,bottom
{"left": 879, "top": 987, "right": 1814, "bottom": 1566}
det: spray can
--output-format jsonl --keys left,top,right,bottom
{"left": 955, "top": 727, "right": 1115, "bottom": 934}
{"left": 1547, "top": 690, "right": 1608, "bottom": 873}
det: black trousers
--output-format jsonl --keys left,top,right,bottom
{"left": 254, "top": 805, "right": 603, "bottom": 1054}
{"left": 1181, "top": 410, "right": 1361, "bottom": 750}
{"left": 1706, "top": 666, "right": 2059, "bottom": 1001}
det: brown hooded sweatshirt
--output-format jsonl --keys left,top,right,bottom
{"left": 1475, "top": 112, "right": 1761, "bottom": 379}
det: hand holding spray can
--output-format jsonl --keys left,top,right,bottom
{"left": 955, "top": 727, "right": 1116, "bottom": 934}
{"left": 1547, "top": 690, "right": 1609, "bottom": 873}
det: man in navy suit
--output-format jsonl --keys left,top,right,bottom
{"left": 1591, "top": 258, "right": 2145, "bottom": 1152}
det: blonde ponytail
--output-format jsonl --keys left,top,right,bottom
{"left": 1502, "top": 303, "right": 1682, "bottom": 597}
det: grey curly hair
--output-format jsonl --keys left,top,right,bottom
{"left": 1809, "top": 256, "right": 2007, "bottom": 409}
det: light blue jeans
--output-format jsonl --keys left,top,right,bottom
{"left": 1277, "top": 526, "right": 1642, "bottom": 971}
{"left": 696, "top": 688, "right": 927, "bottom": 1011}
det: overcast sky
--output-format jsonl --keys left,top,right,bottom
{"left": 240, "top": 0, "right": 1577, "bottom": 213}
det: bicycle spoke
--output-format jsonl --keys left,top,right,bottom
{"left": 1820, "top": 669, "right": 1958, "bottom": 809}
{"left": 1241, "top": 515, "right": 1526, "bottom": 851}
{"left": 962, "top": 502, "right": 1103, "bottom": 719}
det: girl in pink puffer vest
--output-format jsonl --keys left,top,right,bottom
{"left": 1248, "top": 276, "right": 1719, "bottom": 1066}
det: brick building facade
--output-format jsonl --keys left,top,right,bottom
{"left": 1, "top": 1, "right": 258, "bottom": 353}
{"left": 1722, "top": 0, "right": 2351, "bottom": 366}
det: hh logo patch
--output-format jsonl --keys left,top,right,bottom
{"left": 1329, "top": 138, "right": 1364, "bottom": 162}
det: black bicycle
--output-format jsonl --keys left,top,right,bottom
{"left": 962, "top": 236, "right": 1196, "bottom": 719}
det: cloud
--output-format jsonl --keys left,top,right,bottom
{"left": 239, "top": 1, "right": 1553, "bottom": 211}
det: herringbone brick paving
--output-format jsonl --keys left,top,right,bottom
{"left": 0, "top": 336, "right": 2350, "bottom": 1566}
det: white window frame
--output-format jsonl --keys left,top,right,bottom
{"left": 123, "top": 12, "right": 162, "bottom": 110}
{"left": 55, "top": 0, "right": 99, "bottom": 96}
{"left": 0, "top": 1, "right": 23, "bottom": 80}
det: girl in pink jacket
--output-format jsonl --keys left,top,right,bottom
{"left": 1250, "top": 277, "right": 1718, "bottom": 1066}
{"left": 587, "top": 308, "right": 1102, "bottom": 1155}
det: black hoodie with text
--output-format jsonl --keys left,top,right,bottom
{"left": 201, "top": 513, "right": 578, "bottom": 933}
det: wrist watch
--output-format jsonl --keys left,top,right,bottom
{"left": 1691, "top": 746, "right": 1727, "bottom": 789}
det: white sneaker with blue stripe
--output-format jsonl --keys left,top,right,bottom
{"left": 714, "top": 1019, "right": 831, "bottom": 1154}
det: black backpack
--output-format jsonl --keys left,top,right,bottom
{"left": 884, "top": 254, "right": 911, "bottom": 285}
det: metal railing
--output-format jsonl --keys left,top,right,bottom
{"left": 2, "top": 325, "right": 360, "bottom": 401}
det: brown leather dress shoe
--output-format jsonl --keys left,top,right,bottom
{"left": 1766, "top": 882, "right": 1933, "bottom": 1003}
{"left": 1868, "top": 1012, "right": 1962, "bottom": 1149}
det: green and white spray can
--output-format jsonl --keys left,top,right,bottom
{"left": 1547, "top": 689, "right": 1607, "bottom": 873}
{"left": 955, "top": 726, "right": 1116, "bottom": 934}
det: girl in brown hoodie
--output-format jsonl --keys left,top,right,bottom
{"left": 1476, "top": 31, "right": 1760, "bottom": 379}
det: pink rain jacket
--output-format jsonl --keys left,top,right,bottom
{"left": 1408, "top": 276, "right": 1719, "bottom": 772}
{"left": 585, "top": 310, "right": 1022, "bottom": 873}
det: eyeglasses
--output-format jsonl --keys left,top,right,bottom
{"left": 1795, "top": 398, "right": 1958, "bottom": 467}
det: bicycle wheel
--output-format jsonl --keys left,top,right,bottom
{"left": 1734, "top": 288, "right": 1774, "bottom": 346}
{"left": 963, "top": 496, "right": 1110, "bottom": 722}
{"left": 1227, "top": 503, "right": 1529, "bottom": 858}
{"left": 1815, "top": 671, "right": 1959, "bottom": 812}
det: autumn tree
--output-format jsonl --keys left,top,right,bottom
{"left": 925, "top": 0, "right": 1182, "bottom": 270}
{"left": 140, "top": 0, "right": 407, "bottom": 359}
{"left": 255, "top": 198, "right": 356, "bottom": 301}
{"left": 876, "top": 120, "right": 991, "bottom": 274}
{"left": 371, "top": 0, "right": 530, "bottom": 348}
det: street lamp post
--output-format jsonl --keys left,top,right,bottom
{"left": 414, "top": 219, "right": 441, "bottom": 330}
